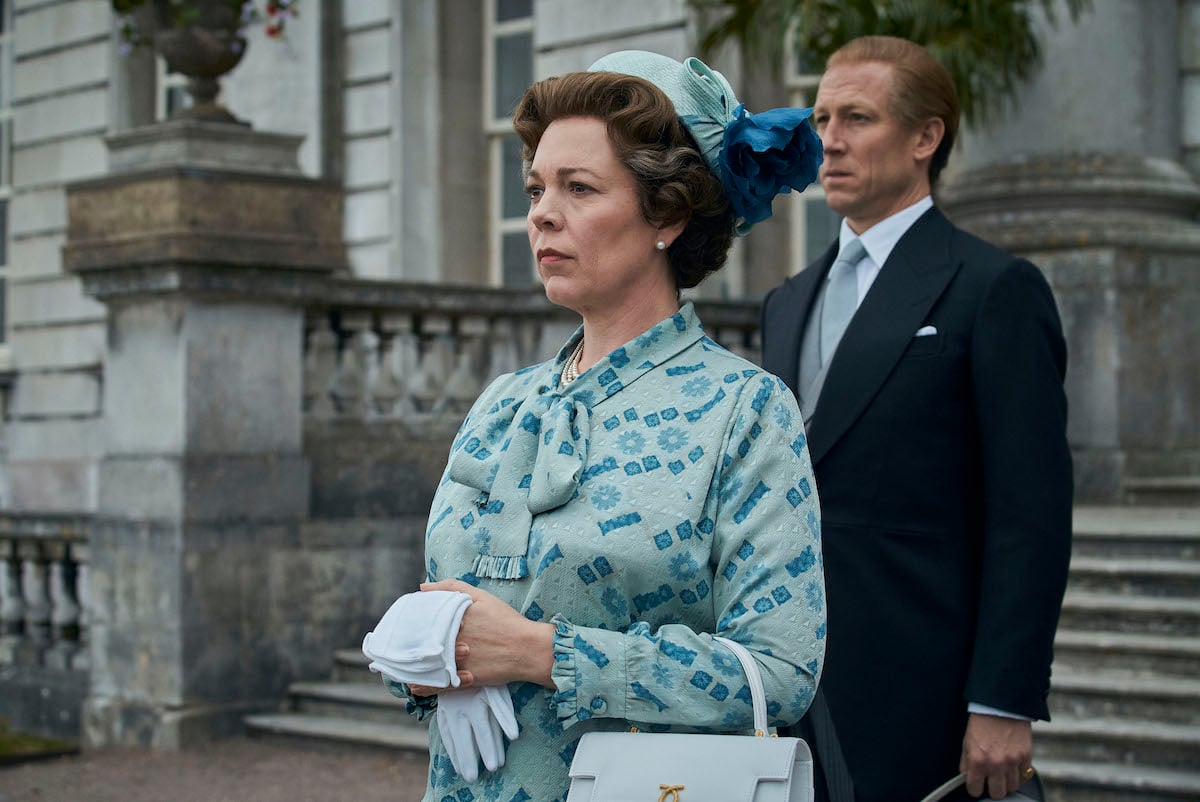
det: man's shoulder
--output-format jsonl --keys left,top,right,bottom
{"left": 949, "top": 225, "right": 1055, "bottom": 295}
{"left": 914, "top": 210, "right": 1051, "bottom": 287}
{"left": 765, "top": 246, "right": 833, "bottom": 306}
{"left": 761, "top": 270, "right": 805, "bottom": 317}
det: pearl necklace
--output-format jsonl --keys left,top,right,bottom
{"left": 560, "top": 339, "right": 585, "bottom": 385}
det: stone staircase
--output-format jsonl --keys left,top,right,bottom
{"left": 1035, "top": 505, "right": 1200, "bottom": 802}
{"left": 1123, "top": 476, "right": 1200, "bottom": 508}
{"left": 243, "top": 505, "right": 1200, "bottom": 801}
{"left": 244, "top": 648, "right": 429, "bottom": 754}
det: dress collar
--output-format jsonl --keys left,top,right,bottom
{"left": 446, "top": 302, "right": 707, "bottom": 580}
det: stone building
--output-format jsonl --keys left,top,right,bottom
{"left": 0, "top": 1, "right": 1196, "bottom": 799}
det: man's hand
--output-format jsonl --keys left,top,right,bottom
{"left": 960, "top": 713, "right": 1033, "bottom": 799}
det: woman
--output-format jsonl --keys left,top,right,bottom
{"left": 400, "top": 50, "right": 825, "bottom": 801}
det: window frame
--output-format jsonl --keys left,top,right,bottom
{"left": 782, "top": 33, "right": 839, "bottom": 272}
{"left": 0, "top": 0, "right": 13, "bottom": 349}
{"left": 154, "top": 54, "right": 191, "bottom": 122}
{"left": 483, "top": 0, "right": 534, "bottom": 287}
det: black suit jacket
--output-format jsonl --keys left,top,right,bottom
{"left": 762, "top": 207, "right": 1072, "bottom": 802}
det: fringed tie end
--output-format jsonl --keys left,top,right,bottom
{"left": 472, "top": 553, "right": 529, "bottom": 580}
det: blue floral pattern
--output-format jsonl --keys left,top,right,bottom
{"left": 589, "top": 484, "right": 621, "bottom": 510}
{"left": 408, "top": 303, "right": 824, "bottom": 802}
{"left": 656, "top": 427, "right": 689, "bottom": 452}
{"left": 669, "top": 551, "right": 699, "bottom": 581}
{"left": 616, "top": 430, "right": 645, "bottom": 455}
{"left": 681, "top": 375, "right": 713, "bottom": 397}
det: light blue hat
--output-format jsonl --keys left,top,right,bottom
{"left": 588, "top": 50, "right": 822, "bottom": 235}
{"left": 589, "top": 50, "right": 738, "bottom": 181}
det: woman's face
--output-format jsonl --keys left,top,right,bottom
{"left": 525, "top": 116, "right": 677, "bottom": 318}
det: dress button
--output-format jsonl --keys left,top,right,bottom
{"left": 590, "top": 696, "right": 607, "bottom": 713}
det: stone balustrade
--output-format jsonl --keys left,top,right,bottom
{"left": 298, "top": 280, "right": 764, "bottom": 519}
{"left": 301, "top": 279, "right": 763, "bottom": 425}
{"left": 0, "top": 513, "right": 90, "bottom": 674}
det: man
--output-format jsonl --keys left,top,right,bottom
{"left": 761, "top": 36, "right": 1073, "bottom": 802}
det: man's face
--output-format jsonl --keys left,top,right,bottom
{"left": 812, "top": 61, "right": 932, "bottom": 234}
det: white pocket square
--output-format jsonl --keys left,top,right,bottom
{"left": 915, "top": 325, "right": 938, "bottom": 337}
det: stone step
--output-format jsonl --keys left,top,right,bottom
{"left": 1058, "top": 592, "right": 1200, "bottom": 637}
{"left": 1066, "top": 556, "right": 1200, "bottom": 597}
{"left": 1053, "top": 630, "right": 1200, "bottom": 679}
{"left": 332, "top": 648, "right": 375, "bottom": 684}
{"left": 1071, "top": 506, "right": 1200, "bottom": 560}
{"left": 1123, "top": 477, "right": 1200, "bottom": 507}
{"left": 1048, "top": 670, "right": 1200, "bottom": 725}
{"left": 1037, "top": 759, "right": 1200, "bottom": 802}
{"left": 289, "top": 681, "right": 410, "bottom": 726}
{"left": 1033, "top": 717, "right": 1200, "bottom": 772}
{"left": 244, "top": 712, "right": 429, "bottom": 756}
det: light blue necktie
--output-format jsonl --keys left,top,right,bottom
{"left": 819, "top": 238, "right": 866, "bottom": 364}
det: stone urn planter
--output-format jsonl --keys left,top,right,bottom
{"left": 150, "top": 0, "right": 248, "bottom": 123}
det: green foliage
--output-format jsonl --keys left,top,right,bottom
{"left": 0, "top": 719, "right": 76, "bottom": 763}
{"left": 689, "top": 0, "right": 1092, "bottom": 125}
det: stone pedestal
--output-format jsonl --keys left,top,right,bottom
{"left": 62, "top": 120, "right": 346, "bottom": 748}
{"left": 939, "top": 154, "right": 1200, "bottom": 502}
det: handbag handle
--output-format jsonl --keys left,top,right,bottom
{"left": 712, "top": 636, "right": 770, "bottom": 735}
{"left": 919, "top": 771, "right": 1043, "bottom": 802}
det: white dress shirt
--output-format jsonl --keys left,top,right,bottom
{"left": 836, "top": 195, "right": 933, "bottom": 308}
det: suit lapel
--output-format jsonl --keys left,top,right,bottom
{"left": 807, "top": 208, "right": 962, "bottom": 465}
{"left": 762, "top": 241, "right": 838, "bottom": 390}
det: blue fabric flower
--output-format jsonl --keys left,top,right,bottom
{"left": 718, "top": 104, "right": 823, "bottom": 234}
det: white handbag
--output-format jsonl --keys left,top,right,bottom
{"left": 566, "top": 636, "right": 814, "bottom": 802}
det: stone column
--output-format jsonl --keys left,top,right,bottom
{"left": 939, "top": 0, "right": 1200, "bottom": 501}
{"left": 62, "top": 119, "right": 346, "bottom": 748}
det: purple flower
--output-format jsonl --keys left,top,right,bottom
{"left": 718, "top": 104, "right": 823, "bottom": 231}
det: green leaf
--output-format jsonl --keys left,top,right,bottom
{"left": 689, "top": 0, "right": 1093, "bottom": 125}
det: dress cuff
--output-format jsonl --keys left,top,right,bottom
{"left": 549, "top": 615, "right": 584, "bottom": 725}
{"left": 384, "top": 677, "right": 438, "bottom": 721}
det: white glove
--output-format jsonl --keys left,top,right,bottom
{"left": 362, "top": 590, "right": 472, "bottom": 687}
{"left": 436, "top": 686, "right": 520, "bottom": 782}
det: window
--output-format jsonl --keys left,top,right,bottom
{"left": 485, "top": 0, "right": 533, "bottom": 287}
{"left": 0, "top": 0, "right": 12, "bottom": 345}
{"left": 783, "top": 39, "right": 840, "bottom": 270}
{"left": 155, "top": 55, "right": 191, "bottom": 121}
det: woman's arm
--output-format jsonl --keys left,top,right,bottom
{"left": 546, "top": 374, "right": 825, "bottom": 731}
{"left": 422, "top": 373, "right": 825, "bottom": 731}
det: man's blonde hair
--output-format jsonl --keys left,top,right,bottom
{"left": 828, "top": 36, "right": 960, "bottom": 184}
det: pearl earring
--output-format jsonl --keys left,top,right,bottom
{"left": 656, "top": 240, "right": 667, "bottom": 251}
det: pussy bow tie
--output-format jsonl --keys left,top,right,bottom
{"left": 446, "top": 304, "right": 707, "bottom": 580}
{"left": 448, "top": 388, "right": 591, "bottom": 579}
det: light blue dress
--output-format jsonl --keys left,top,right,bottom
{"left": 402, "top": 303, "right": 825, "bottom": 802}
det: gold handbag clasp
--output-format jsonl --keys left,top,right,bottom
{"left": 658, "top": 784, "right": 685, "bottom": 801}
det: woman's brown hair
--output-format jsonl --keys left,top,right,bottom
{"left": 512, "top": 71, "right": 735, "bottom": 290}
